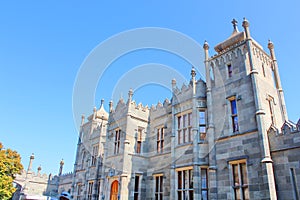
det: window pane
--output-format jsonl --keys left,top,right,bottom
{"left": 178, "top": 116, "right": 181, "bottom": 129}
{"left": 155, "top": 177, "right": 159, "bottom": 192}
{"left": 202, "top": 190, "right": 208, "bottom": 200}
{"left": 233, "top": 116, "right": 239, "bottom": 132}
{"left": 160, "top": 193, "right": 163, "bottom": 200}
{"left": 160, "top": 176, "right": 163, "bottom": 192}
{"left": 189, "top": 190, "right": 194, "bottom": 200}
{"left": 240, "top": 163, "right": 248, "bottom": 184}
{"left": 233, "top": 164, "right": 239, "bottom": 186}
{"left": 183, "top": 115, "right": 186, "bottom": 127}
{"left": 243, "top": 187, "right": 249, "bottom": 200}
{"left": 199, "top": 126, "right": 206, "bottom": 134}
{"left": 235, "top": 188, "right": 241, "bottom": 200}
{"left": 189, "top": 169, "right": 193, "bottom": 188}
{"left": 178, "top": 171, "right": 182, "bottom": 189}
{"left": 230, "top": 100, "right": 237, "bottom": 115}
{"left": 178, "top": 191, "right": 182, "bottom": 200}
{"left": 201, "top": 169, "right": 207, "bottom": 189}
{"left": 199, "top": 111, "right": 205, "bottom": 124}
{"left": 134, "top": 176, "right": 139, "bottom": 192}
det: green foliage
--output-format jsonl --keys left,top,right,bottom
{"left": 0, "top": 142, "right": 23, "bottom": 200}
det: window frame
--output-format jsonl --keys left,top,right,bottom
{"left": 199, "top": 110, "right": 207, "bottom": 141}
{"left": 76, "top": 183, "right": 82, "bottom": 200}
{"left": 87, "top": 181, "right": 94, "bottom": 200}
{"left": 134, "top": 174, "right": 141, "bottom": 200}
{"left": 154, "top": 174, "right": 164, "bottom": 200}
{"left": 136, "top": 128, "right": 143, "bottom": 154}
{"left": 229, "top": 159, "right": 249, "bottom": 200}
{"left": 157, "top": 127, "right": 164, "bottom": 153}
{"left": 228, "top": 97, "right": 239, "bottom": 133}
{"left": 114, "top": 129, "right": 121, "bottom": 154}
{"left": 91, "top": 145, "right": 99, "bottom": 166}
{"left": 177, "top": 112, "right": 192, "bottom": 145}
{"left": 176, "top": 167, "right": 194, "bottom": 200}
{"left": 200, "top": 168, "right": 208, "bottom": 200}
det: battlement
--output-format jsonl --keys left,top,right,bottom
{"left": 268, "top": 119, "right": 300, "bottom": 152}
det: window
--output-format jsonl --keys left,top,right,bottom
{"left": 155, "top": 175, "right": 163, "bottom": 200}
{"left": 231, "top": 161, "right": 249, "bottom": 200}
{"left": 76, "top": 183, "right": 82, "bottom": 200}
{"left": 96, "top": 180, "right": 101, "bottom": 200}
{"left": 267, "top": 96, "right": 275, "bottom": 126}
{"left": 136, "top": 129, "right": 143, "bottom": 154}
{"left": 177, "top": 113, "right": 192, "bottom": 144}
{"left": 114, "top": 129, "right": 121, "bottom": 154}
{"left": 199, "top": 111, "right": 206, "bottom": 140}
{"left": 228, "top": 64, "right": 233, "bottom": 78}
{"left": 134, "top": 175, "right": 140, "bottom": 200}
{"left": 91, "top": 145, "right": 98, "bottom": 166}
{"left": 177, "top": 169, "right": 193, "bottom": 200}
{"left": 262, "top": 63, "right": 266, "bottom": 77}
{"left": 157, "top": 127, "right": 164, "bottom": 153}
{"left": 229, "top": 98, "right": 239, "bottom": 132}
{"left": 88, "top": 181, "right": 94, "bottom": 200}
{"left": 201, "top": 168, "right": 208, "bottom": 200}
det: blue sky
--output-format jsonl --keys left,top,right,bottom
{"left": 0, "top": 1, "right": 299, "bottom": 175}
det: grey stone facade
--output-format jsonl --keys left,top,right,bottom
{"left": 67, "top": 19, "right": 300, "bottom": 200}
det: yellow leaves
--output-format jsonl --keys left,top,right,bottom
{"left": 0, "top": 142, "right": 23, "bottom": 200}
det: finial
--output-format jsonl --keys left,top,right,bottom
{"left": 191, "top": 67, "right": 196, "bottom": 78}
{"left": 60, "top": 159, "right": 64, "bottom": 166}
{"left": 37, "top": 165, "right": 42, "bottom": 171}
{"left": 231, "top": 19, "right": 238, "bottom": 32}
{"left": 171, "top": 78, "right": 176, "bottom": 86}
{"left": 100, "top": 99, "right": 104, "bottom": 107}
{"left": 203, "top": 40, "right": 209, "bottom": 50}
{"left": 268, "top": 39, "right": 274, "bottom": 49}
{"left": 109, "top": 100, "right": 113, "bottom": 112}
{"left": 93, "top": 107, "right": 97, "bottom": 112}
{"left": 128, "top": 88, "right": 133, "bottom": 99}
{"left": 30, "top": 153, "right": 35, "bottom": 160}
{"left": 242, "top": 17, "right": 249, "bottom": 28}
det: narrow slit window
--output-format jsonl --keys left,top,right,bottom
{"left": 228, "top": 64, "right": 233, "bottom": 78}
{"left": 230, "top": 98, "right": 239, "bottom": 132}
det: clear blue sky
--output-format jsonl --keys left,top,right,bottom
{"left": 0, "top": 1, "right": 299, "bottom": 175}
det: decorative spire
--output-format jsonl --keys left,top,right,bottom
{"left": 171, "top": 78, "right": 177, "bottom": 90}
{"left": 27, "top": 153, "right": 34, "bottom": 172}
{"left": 231, "top": 19, "right": 239, "bottom": 33}
{"left": 109, "top": 100, "right": 113, "bottom": 112}
{"left": 100, "top": 99, "right": 104, "bottom": 108}
{"left": 268, "top": 39, "right": 274, "bottom": 50}
{"left": 128, "top": 88, "right": 133, "bottom": 102}
{"left": 203, "top": 40, "right": 209, "bottom": 50}
{"left": 37, "top": 165, "right": 42, "bottom": 174}
{"left": 242, "top": 17, "right": 249, "bottom": 28}
{"left": 191, "top": 67, "right": 196, "bottom": 78}
{"left": 242, "top": 17, "right": 251, "bottom": 38}
{"left": 59, "top": 159, "right": 64, "bottom": 176}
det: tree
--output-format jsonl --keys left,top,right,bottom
{"left": 0, "top": 142, "right": 23, "bottom": 200}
